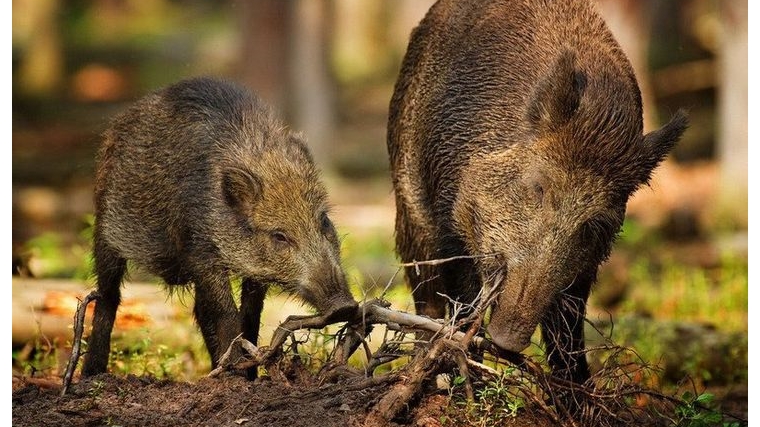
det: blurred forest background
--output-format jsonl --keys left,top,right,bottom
{"left": 12, "top": 0, "right": 748, "bottom": 399}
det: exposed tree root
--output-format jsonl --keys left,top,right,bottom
{"left": 364, "top": 337, "right": 451, "bottom": 427}
{"left": 204, "top": 296, "right": 745, "bottom": 426}
{"left": 60, "top": 289, "right": 746, "bottom": 426}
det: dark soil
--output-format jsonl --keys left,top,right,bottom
{"left": 12, "top": 371, "right": 748, "bottom": 427}
{"left": 12, "top": 372, "right": 401, "bottom": 427}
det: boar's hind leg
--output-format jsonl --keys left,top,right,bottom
{"left": 82, "top": 237, "right": 127, "bottom": 377}
{"left": 193, "top": 273, "right": 241, "bottom": 369}
{"left": 240, "top": 278, "right": 267, "bottom": 379}
{"left": 540, "top": 272, "right": 593, "bottom": 385}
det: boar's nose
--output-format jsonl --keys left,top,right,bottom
{"left": 486, "top": 323, "right": 532, "bottom": 354}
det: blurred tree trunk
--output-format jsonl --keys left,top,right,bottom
{"left": 595, "top": 0, "right": 656, "bottom": 131}
{"left": 237, "top": 0, "right": 335, "bottom": 168}
{"left": 289, "top": 0, "right": 334, "bottom": 168}
{"left": 717, "top": 0, "right": 748, "bottom": 227}
{"left": 238, "top": 1, "right": 290, "bottom": 110}
{"left": 15, "top": 0, "right": 63, "bottom": 96}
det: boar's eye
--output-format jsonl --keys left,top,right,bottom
{"left": 269, "top": 230, "right": 293, "bottom": 249}
{"left": 320, "top": 212, "right": 333, "bottom": 234}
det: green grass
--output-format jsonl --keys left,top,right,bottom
{"left": 618, "top": 254, "right": 747, "bottom": 332}
{"left": 106, "top": 333, "right": 209, "bottom": 381}
{"left": 13, "top": 335, "right": 63, "bottom": 378}
{"left": 339, "top": 228, "right": 404, "bottom": 296}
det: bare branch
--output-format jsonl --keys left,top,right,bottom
{"left": 398, "top": 253, "right": 498, "bottom": 274}
{"left": 61, "top": 290, "right": 99, "bottom": 396}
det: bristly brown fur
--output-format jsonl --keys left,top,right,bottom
{"left": 387, "top": 0, "right": 687, "bottom": 387}
{"left": 83, "top": 77, "right": 357, "bottom": 378}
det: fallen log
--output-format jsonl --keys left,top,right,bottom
{"left": 11, "top": 278, "right": 191, "bottom": 348}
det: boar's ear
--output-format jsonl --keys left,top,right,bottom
{"left": 222, "top": 167, "right": 262, "bottom": 210}
{"left": 527, "top": 48, "right": 587, "bottom": 131}
{"left": 635, "top": 109, "right": 689, "bottom": 184}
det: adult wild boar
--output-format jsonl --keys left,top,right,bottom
{"left": 82, "top": 77, "right": 357, "bottom": 378}
{"left": 387, "top": 0, "right": 687, "bottom": 383}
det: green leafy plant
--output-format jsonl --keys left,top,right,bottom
{"left": 12, "top": 331, "right": 62, "bottom": 377}
{"left": 447, "top": 367, "right": 528, "bottom": 426}
{"left": 674, "top": 391, "right": 740, "bottom": 427}
{"left": 88, "top": 379, "right": 106, "bottom": 398}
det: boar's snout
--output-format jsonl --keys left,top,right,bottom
{"left": 311, "top": 261, "right": 358, "bottom": 322}
{"left": 485, "top": 271, "right": 552, "bottom": 354}
{"left": 486, "top": 322, "right": 533, "bottom": 354}
{"left": 322, "top": 287, "right": 358, "bottom": 322}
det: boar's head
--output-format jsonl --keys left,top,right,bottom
{"left": 218, "top": 135, "right": 358, "bottom": 320}
{"left": 452, "top": 49, "right": 687, "bottom": 353}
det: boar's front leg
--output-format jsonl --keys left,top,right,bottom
{"left": 441, "top": 254, "right": 481, "bottom": 322}
{"left": 540, "top": 270, "right": 594, "bottom": 385}
{"left": 193, "top": 272, "right": 242, "bottom": 368}
{"left": 240, "top": 278, "right": 267, "bottom": 379}
{"left": 82, "top": 235, "right": 127, "bottom": 376}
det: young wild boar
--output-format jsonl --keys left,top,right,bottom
{"left": 387, "top": 0, "right": 687, "bottom": 383}
{"left": 82, "top": 77, "right": 357, "bottom": 378}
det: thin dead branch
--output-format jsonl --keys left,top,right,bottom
{"left": 60, "top": 290, "right": 99, "bottom": 396}
{"left": 398, "top": 253, "right": 498, "bottom": 274}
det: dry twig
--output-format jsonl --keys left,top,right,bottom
{"left": 60, "top": 290, "right": 99, "bottom": 396}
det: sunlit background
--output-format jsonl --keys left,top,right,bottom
{"left": 12, "top": 0, "right": 747, "bottom": 404}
